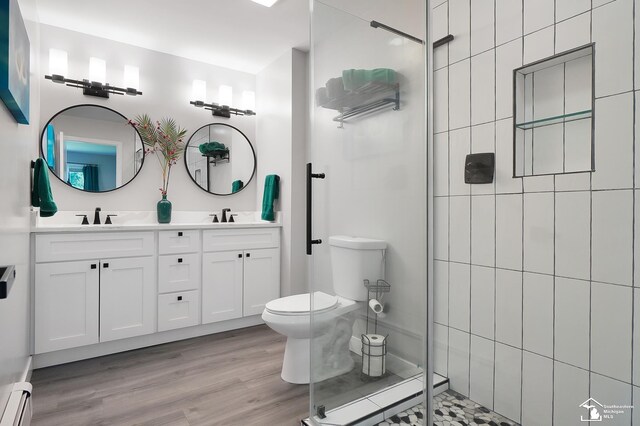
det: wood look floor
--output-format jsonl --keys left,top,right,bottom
{"left": 31, "top": 325, "right": 309, "bottom": 426}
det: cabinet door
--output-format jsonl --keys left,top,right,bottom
{"left": 35, "top": 261, "right": 99, "bottom": 353}
{"left": 243, "top": 248, "right": 280, "bottom": 316}
{"left": 100, "top": 256, "right": 155, "bottom": 342}
{"left": 202, "top": 251, "right": 243, "bottom": 324}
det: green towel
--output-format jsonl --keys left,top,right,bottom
{"left": 261, "top": 175, "right": 280, "bottom": 221}
{"left": 199, "top": 141, "right": 228, "bottom": 156}
{"left": 342, "top": 68, "right": 397, "bottom": 91}
{"left": 31, "top": 158, "right": 58, "bottom": 217}
{"left": 232, "top": 180, "right": 244, "bottom": 193}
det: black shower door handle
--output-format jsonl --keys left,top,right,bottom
{"left": 307, "top": 163, "right": 325, "bottom": 255}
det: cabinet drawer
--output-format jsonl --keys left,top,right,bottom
{"left": 158, "top": 253, "right": 201, "bottom": 293}
{"left": 36, "top": 232, "right": 154, "bottom": 263}
{"left": 158, "top": 290, "right": 200, "bottom": 332}
{"left": 202, "top": 228, "right": 280, "bottom": 252}
{"left": 159, "top": 230, "right": 201, "bottom": 254}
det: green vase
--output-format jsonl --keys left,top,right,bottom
{"left": 157, "top": 195, "right": 172, "bottom": 224}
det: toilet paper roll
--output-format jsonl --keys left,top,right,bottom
{"left": 369, "top": 299, "right": 384, "bottom": 314}
{"left": 362, "top": 334, "right": 386, "bottom": 377}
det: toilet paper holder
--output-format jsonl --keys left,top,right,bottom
{"left": 362, "top": 279, "right": 391, "bottom": 378}
{"left": 361, "top": 333, "right": 388, "bottom": 377}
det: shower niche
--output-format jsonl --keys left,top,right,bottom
{"left": 513, "top": 43, "right": 595, "bottom": 177}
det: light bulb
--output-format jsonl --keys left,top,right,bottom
{"left": 192, "top": 80, "right": 207, "bottom": 101}
{"left": 89, "top": 57, "right": 106, "bottom": 83}
{"left": 49, "top": 49, "right": 68, "bottom": 76}
{"left": 219, "top": 85, "right": 232, "bottom": 106}
{"left": 124, "top": 65, "right": 139, "bottom": 89}
{"left": 242, "top": 90, "right": 255, "bottom": 111}
{"left": 251, "top": 0, "right": 278, "bottom": 6}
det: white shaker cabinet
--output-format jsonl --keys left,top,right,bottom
{"left": 35, "top": 260, "right": 100, "bottom": 353}
{"left": 243, "top": 248, "right": 280, "bottom": 316}
{"left": 201, "top": 228, "right": 281, "bottom": 323}
{"left": 202, "top": 251, "right": 244, "bottom": 324}
{"left": 99, "top": 256, "right": 156, "bottom": 342}
{"left": 33, "top": 226, "right": 280, "bottom": 361}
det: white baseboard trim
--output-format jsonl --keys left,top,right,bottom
{"left": 349, "top": 336, "right": 422, "bottom": 378}
{"left": 33, "top": 316, "right": 264, "bottom": 369}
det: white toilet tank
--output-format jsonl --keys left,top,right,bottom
{"left": 329, "top": 236, "right": 387, "bottom": 301}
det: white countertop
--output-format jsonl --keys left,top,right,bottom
{"left": 31, "top": 210, "right": 282, "bottom": 233}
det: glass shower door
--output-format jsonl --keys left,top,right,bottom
{"left": 308, "top": 1, "right": 427, "bottom": 424}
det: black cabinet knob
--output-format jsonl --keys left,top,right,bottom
{"left": 103, "top": 263, "right": 109, "bottom": 268}
{"left": 90, "top": 264, "right": 97, "bottom": 269}
{"left": 178, "top": 231, "right": 183, "bottom": 237}
{"left": 178, "top": 258, "right": 183, "bottom": 263}
{"left": 238, "top": 253, "right": 242, "bottom": 258}
{"left": 246, "top": 253, "right": 250, "bottom": 258}
{"left": 177, "top": 296, "right": 183, "bottom": 301}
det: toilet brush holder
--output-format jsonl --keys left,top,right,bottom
{"left": 361, "top": 333, "right": 387, "bottom": 377}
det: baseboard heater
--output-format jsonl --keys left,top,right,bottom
{"left": 0, "top": 382, "right": 32, "bottom": 426}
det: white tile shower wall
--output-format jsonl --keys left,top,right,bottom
{"left": 469, "top": 335, "right": 494, "bottom": 410}
{"left": 553, "top": 361, "right": 589, "bottom": 425}
{"left": 495, "top": 0, "right": 522, "bottom": 46}
{"left": 470, "top": 265, "right": 494, "bottom": 339}
{"left": 522, "top": 273, "right": 553, "bottom": 357}
{"left": 554, "top": 277, "right": 590, "bottom": 369}
{"left": 521, "top": 351, "right": 553, "bottom": 426}
{"left": 470, "top": 0, "right": 494, "bottom": 56}
{"left": 431, "top": 0, "right": 640, "bottom": 423}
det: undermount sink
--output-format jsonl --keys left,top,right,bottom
{"left": 32, "top": 210, "right": 279, "bottom": 229}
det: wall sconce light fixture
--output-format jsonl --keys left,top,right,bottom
{"left": 251, "top": 0, "right": 279, "bottom": 7}
{"left": 44, "top": 49, "right": 142, "bottom": 98}
{"left": 190, "top": 81, "right": 255, "bottom": 117}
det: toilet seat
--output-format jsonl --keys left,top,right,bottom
{"left": 265, "top": 291, "right": 338, "bottom": 316}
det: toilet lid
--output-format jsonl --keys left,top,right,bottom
{"left": 265, "top": 292, "right": 338, "bottom": 315}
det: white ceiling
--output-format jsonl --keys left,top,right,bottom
{"left": 34, "top": 0, "right": 310, "bottom": 74}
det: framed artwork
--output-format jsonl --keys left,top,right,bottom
{"left": 0, "top": 0, "right": 29, "bottom": 124}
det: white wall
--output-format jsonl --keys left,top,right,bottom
{"left": 38, "top": 24, "right": 258, "bottom": 212}
{"left": 0, "top": 1, "right": 39, "bottom": 413}
{"left": 310, "top": 1, "right": 426, "bottom": 365}
{"left": 433, "top": 0, "right": 639, "bottom": 424}
{"left": 256, "top": 49, "right": 308, "bottom": 297}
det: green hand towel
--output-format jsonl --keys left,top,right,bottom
{"left": 342, "top": 68, "right": 397, "bottom": 91}
{"left": 199, "top": 141, "right": 228, "bottom": 155}
{"left": 232, "top": 180, "right": 244, "bottom": 193}
{"left": 31, "top": 158, "right": 58, "bottom": 217}
{"left": 261, "top": 175, "right": 280, "bottom": 221}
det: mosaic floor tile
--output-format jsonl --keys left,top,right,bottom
{"left": 375, "top": 390, "right": 519, "bottom": 426}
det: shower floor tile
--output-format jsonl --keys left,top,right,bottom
{"left": 376, "top": 390, "right": 519, "bottom": 426}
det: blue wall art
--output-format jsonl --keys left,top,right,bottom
{"left": 0, "top": 0, "right": 30, "bottom": 124}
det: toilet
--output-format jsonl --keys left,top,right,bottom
{"left": 262, "top": 236, "right": 387, "bottom": 384}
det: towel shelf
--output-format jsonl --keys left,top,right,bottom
{"left": 202, "top": 151, "right": 230, "bottom": 166}
{"left": 319, "top": 81, "right": 400, "bottom": 128}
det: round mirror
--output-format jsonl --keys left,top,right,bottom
{"left": 40, "top": 104, "right": 144, "bottom": 192}
{"left": 184, "top": 123, "right": 256, "bottom": 196}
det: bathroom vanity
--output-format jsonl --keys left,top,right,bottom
{"left": 31, "top": 211, "right": 281, "bottom": 367}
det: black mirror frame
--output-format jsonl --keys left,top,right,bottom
{"left": 184, "top": 122, "right": 257, "bottom": 197}
{"left": 39, "top": 103, "right": 146, "bottom": 194}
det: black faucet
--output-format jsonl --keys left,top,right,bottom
{"left": 93, "top": 207, "right": 101, "bottom": 225}
{"left": 221, "top": 208, "right": 231, "bottom": 223}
